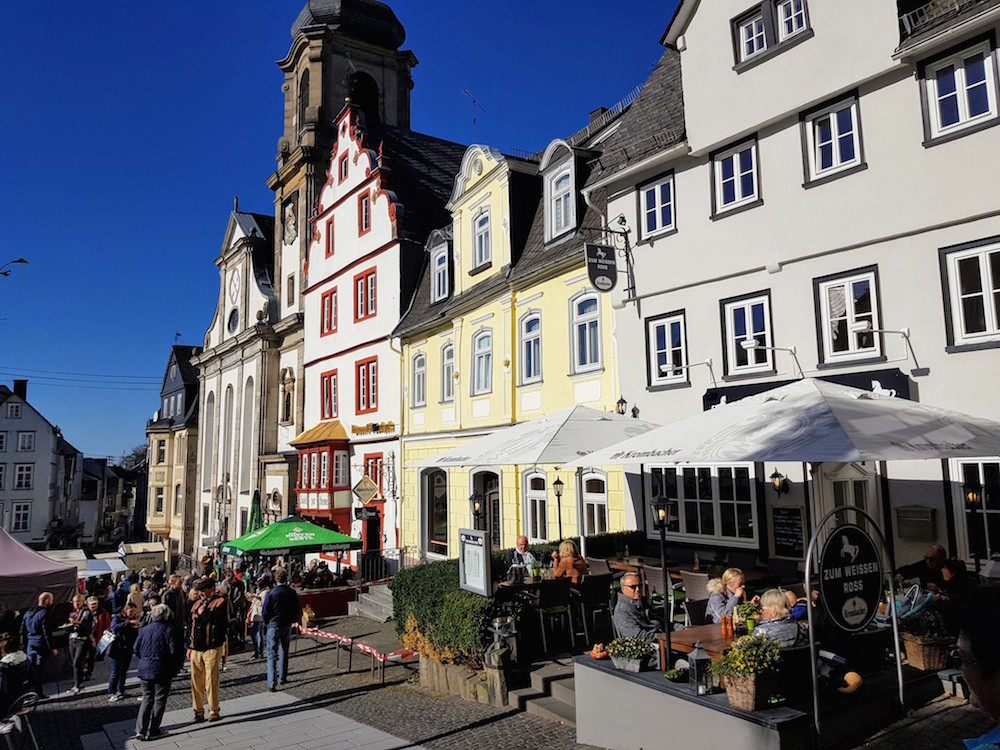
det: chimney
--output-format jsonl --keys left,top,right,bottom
{"left": 589, "top": 106, "right": 609, "bottom": 124}
{"left": 13, "top": 380, "right": 27, "bottom": 401}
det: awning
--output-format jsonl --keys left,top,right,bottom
{"left": 38, "top": 549, "right": 88, "bottom": 572}
{"left": 290, "top": 421, "right": 349, "bottom": 447}
{"left": 78, "top": 558, "right": 129, "bottom": 579}
{"left": 220, "top": 516, "right": 362, "bottom": 556}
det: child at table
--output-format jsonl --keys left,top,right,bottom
{"left": 706, "top": 568, "right": 759, "bottom": 623}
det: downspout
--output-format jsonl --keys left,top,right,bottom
{"left": 388, "top": 332, "right": 405, "bottom": 548}
{"left": 510, "top": 285, "right": 521, "bottom": 539}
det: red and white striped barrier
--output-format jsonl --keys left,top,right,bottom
{"left": 295, "top": 624, "right": 413, "bottom": 664}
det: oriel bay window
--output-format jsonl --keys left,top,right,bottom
{"left": 649, "top": 464, "right": 758, "bottom": 545}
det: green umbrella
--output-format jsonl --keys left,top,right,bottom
{"left": 219, "top": 516, "right": 361, "bottom": 557}
{"left": 247, "top": 489, "right": 263, "bottom": 534}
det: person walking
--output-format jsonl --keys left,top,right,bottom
{"left": 107, "top": 603, "right": 140, "bottom": 701}
{"left": 246, "top": 586, "right": 266, "bottom": 661}
{"left": 262, "top": 567, "right": 300, "bottom": 691}
{"left": 63, "top": 594, "right": 95, "bottom": 694}
{"left": 188, "top": 578, "right": 229, "bottom": 722}
{"left": 133, "top": 604, "right": 184, "bottom": 741}
{"left": 19, "top": 591, "right": 56, "bottom": 698}
{"left": 162, "top": 575, "right": 188, "bottom": 645}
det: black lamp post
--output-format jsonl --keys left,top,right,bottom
{"left": 652, "top": 498, "right": 671, "bottom": 664}
{"left": 964, "top": 478, "right": 983, "bottom": 574}
{"left": 552, "top": 477, "right": 564, "bottom": 540}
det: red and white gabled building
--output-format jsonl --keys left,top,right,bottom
{"left": 293, "top": 101, "right": 463, "bottom": 554}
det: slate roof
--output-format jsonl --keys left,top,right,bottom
{"left": 895, "top": 0, "right": 1000, "bottom": 52}
{"left": 171, "top": 345, "right": 201, "bottom": 387}
{"left": 233, "top": 212, "right": 274, "bottom": 248}
{"left": 584, "top": 47, "right": 686, "bottom": 188}
{"left": 290, "top": 0, "right": 406, "bottom": 48}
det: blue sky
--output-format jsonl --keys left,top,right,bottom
{"left": 0, "top": 1, "right": 677, "bottom": 459}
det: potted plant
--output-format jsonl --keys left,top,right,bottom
{"left": 711, "top": 633, "right": 782, "bottom": 711}
{"left": 900, "top": 610, "right": 954, "bottom": 671}
{"left": 606, "top": 636, "right": 654, "bottom": 672}
{"left": 736, "top": 601, "right": 762, "bottom": 632}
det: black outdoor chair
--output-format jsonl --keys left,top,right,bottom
{"left": 535, "top": 578, "right": 575, "bottom": 653}
{"left": 573, "top": 573, "right": 614, "bottom": 644}
{"left": 2, "top": 692, "right": 41, "bottom": 750}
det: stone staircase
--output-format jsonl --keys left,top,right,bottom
{"left": 508, "top": 661, "right": 577, "bottom": 728}
{"left": 347, "top": 582, "right": 394, "bottom": 622}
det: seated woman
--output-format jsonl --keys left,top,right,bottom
{"left": 551, "top": 539, "right": 588, "bottom": 584}
{"left": 706, "top": 568, "right": 759, "bottom": 624}
{"left": 755, "top": 589, "right": 808, "bottom": 647}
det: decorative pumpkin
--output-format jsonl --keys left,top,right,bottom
{"left": 837, "top": 671, "right": 863, "bottom": 694}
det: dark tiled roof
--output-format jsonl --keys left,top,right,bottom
{"left": 896, "top": 0, "right": 1000, "bottom": 51}
{"left": 585, "top": 47, "right": 686, "bottom": 188}
{"left": 233, "top": 212, "right": 274, "bottom": 246}
{"left": 290, "top": 0, "right": 406, "bottom": 48}
{"left": 171, "top": 345, "right": 201, "bottom": 386}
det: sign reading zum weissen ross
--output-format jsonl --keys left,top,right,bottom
{"left": 818, "top": 524, "right": 883, "bottom": 632}
{"left": 585, "top": 244, "right": 617, "bottom": 292}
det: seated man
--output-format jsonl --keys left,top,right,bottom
{"left": 505, "top": 536, "right": 538, "bottom": 570}
{"left": 613, "top": 573, "right": 660, "bottom": 642}
{"left": 895, "top": 544, "right": 947, "bottom": 591}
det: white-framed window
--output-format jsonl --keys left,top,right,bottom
{"left": 713, "top": 140, "right": 759, "bottom": 214}
{"left": 156, "top": 440, "right": 166, "bottom": 464}
{"left": 550, "top": 170, "right": 574, "bottom": 238}
{"left": 520, "top": 313, "right": 541, "bottom": 384}
{"left": 943, "top": 239, "right": 1000, "bottom": 346}
{"left": 474, "top": 209, "right": 491, "bottom": 268}
{"left": 817, "top": 269, "right": 880, "bottom": 362}
{"left": 472, "top": 330, "right": 492, "bottom": 395}
{"left": 412, "top": 353, "right": 426, "bottom": 407}
{"left": 321, "top": 370, "right": 338, "bottom": 420}
{"left": 174, "top": 485, "right": 183, "bottom": 516}
{"left": 441, "top": 343, "right": 455, "bottom": 402}
{"left": 334, "top": 450, "right": 349, "bottom": 487}
{"left": 311, "top": 451, "right": 319, "bottom": 488}
{"left": 0, "top": 433, "right": 6, "bottom": 451}
{"left": 955, "top": 460, "right": 1000, "bottom": 563}
{"left": 523, "top": 472, "right": 547, "bottom": 543}
{"left": 582, "top": 472, "right": 608, "bottom": 536}
{"left": 723, "top": 293, "right": 773, "bottom": 373}
{"left": 14, "top": 464, "right": 32, "bottom": 490}
{"left": 648, "top": 464, "right": 758, "bottom": 545}
{"left": 321, "top": 288, "right": 338, "bottom": 334}
{"left": 176, "top": 392, "right": 183, "bottom": 416}
{"left": 639, "top": 173, "right": 675, "bottom": 239}
{"left": 431, "top": 247, "right": 449, "bottom": 302}
{"left": 647, "top": 312, "right": 687, "bottom": 386}
{"left": 921, "top": 39, "right": 999, "bottom": 141}
{"left": 7, "top": 404, "right": 20, "bottom": 419}
{"left": 154, "top": 487, "right": 164, "bottom": 515}
{"left": 320, "top": 452, "right": 329, "bottom": 488}
{"left": 777, "top": 0, "right": 807, "bottom": 41}
{"left": 805, "top": 97, "right": 862, "bottom": 181}
{"left": 12, "top": 502, "right": 30, "bottom": 532}
{"left": 739, "top": 14, "right": 767, "bottom": 60}
{"left": 571, "top": 293, "right": 602, "bottom": 373}
{"left": 16, "top": 432, "right": 34, "bottom": 452}
{"left": 733, "top": 1, "right": 810, "bottom": 66}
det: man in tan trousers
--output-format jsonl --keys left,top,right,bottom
{"left": 187, "top": 577, "right": 230, "bottom": 722}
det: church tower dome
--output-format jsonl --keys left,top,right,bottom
{"left": 290, "top": 0, "right": 406, "bottom": 50}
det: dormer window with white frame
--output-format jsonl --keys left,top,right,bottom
{"left": 919, "top": 36, "right": 1000, "bottom": 144}
{"left": 431, "top": 246, "right": 449, "bottom": 303}
{"left": 473, "top": 209, "right": 491, "bottom": 269}
{"left": 548, "top": 168, "right": 575, "bottom": 241}
{"left": 732, "top": 1, "right": 811, "bottom": 69}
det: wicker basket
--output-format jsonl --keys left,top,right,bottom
{"left": 902, "top": 634, "right": 950, "bottom": 671}
{"left": 724, "top": 673, "right": 775, "bottom": 712}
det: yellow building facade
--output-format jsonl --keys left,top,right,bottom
{"left": 395, "top": 139, "right": 630, "bottom": 559}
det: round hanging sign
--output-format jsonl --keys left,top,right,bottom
{"left": 818, "top": 523, "right": 883, "bottom": 633}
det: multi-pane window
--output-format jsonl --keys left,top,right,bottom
{"left": 817, "top": 270, "right": 880, "bottom": 362}
{"left": 359, "top": 192, "right": 371, "bottom": 234}
{"left": 649, "top": 464, "right": 757, "bottom": 544}
{"left": 441, "top": 344, "right": 455, "bottom": 402}
{"left": 354, "top": 269, "right": 376, "bottom": 321}
{"left": 412, "top": 354, "right": 426, "bottom": 407}
{"left": 521, "top": 314, "right": 541, "bottom": 384}
{"left": 739, "top": 14, "right": 767, "bottom": 60}
{"left": 320, "top": 452, "right": 329, "bottom": 488}
{"left": 551, "top": 171, "right": 573, "bottom": 236}
{"left": 944, "top": 241, "right": 1000, "bottom": 345}
{"left": 805, "top": 98, "right": 862, "bottom": 181}
{"left": 14, "top": 464, "right": 32, "bottom": 490}
{"left": 733, "top": 1, "right": 811, "bottom": 65}
{"left": 356, "top": 357, "right": 378, "bottom": 413}
{"left": 7, "top": 404, "right": 20, "bottom": 419}
{"left": 714, "top": 141, "right": 758, "bottom": 213}
{"left": 154, "top": 487, "right": 164, "bottom": 514}
{"left": 12, "top": 503, "right": 30, "bottom": 532}
{"left": 922, "top": 40, "right": 998, "bottom": 140}
{"left": 639, "top": 174, "right": 675, "bottom": 239}
{"left": 957, "top": 461, "right": 1000, "bottom": 562}
{"left": 16, "top": 432, "right": 34, "bottom": 452}
{"left": 572, "top": 295, "right": 601, "bottom": 372}
{"left": 524, "top": 473, "right": 547, "bottom": 543}
{"left": 472, "top": 331, "right": 492, "bottom": 395}
{"left": 311, "top": 451, "right": 319, "bottom": 488}
{"left": 777, "top": 0, "right": 806, "bottom": 41}
{"left": 325, "top": 216, "right": 335, "bottom": 257}
{"left": 334, "top": 451, "right": 349, "bottom": 487}
{"left": 365, "top": 454, "right": 384, "bottom": 491}
{"left": 583, "top": 474, "right": 608, "bottom": 536}
{"left": 647, "top": 312, "right": 687, "bottom": 385}
{"left": 321, "top": 370, "right": 338, "bottom": 420}
{"left": 156, "top": 440, "right": 166, "bottom": 464}
{"left": 474, "top": 209, "right": 491, "bottom": 268}
{"left": 723, "top": 294, "right": 772, "bottom": 373}
{"left": 338, "top": 153, "right": 349, "bottom": 183}
{"left": 431, "top": 248, "right": 449, "bottom": 302}
{"left": 425, "top": 469, "right": 449, "bottom": 556}
{"left": 301, "top": 454, "right": 309, "bottom": 489}
{"left": 321, "top": 288, "right": 338, "bottom": 334}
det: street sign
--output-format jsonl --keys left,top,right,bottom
{"left": 354, "top": 506, "right": 379, "bottom": 521}
{"left": 818, "top": 523, "right": 883, "bottom": 632}
{"left": 352, "top": 475, "right": 380, "bottom": 504}
{"left": 585, "top": 243, "right": 617, "bottom": 292}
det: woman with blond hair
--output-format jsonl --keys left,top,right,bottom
{"left": 706, "top": 567, "right": 760, "bottom": 624}
{"left": 127, "top": 583, "right": 144, "bottom": 612}
{"left": 755, "top": 589, "right": 807, "bottom": 647}
{"left": 550, "top": 539, "right": 589, "bottom": 584}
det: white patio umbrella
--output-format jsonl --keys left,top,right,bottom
{"left": 562, "top": 378, "right": 1000, "bottom": 468}
{"left": 414, "top": 404, "right": 661, "bottom": 468}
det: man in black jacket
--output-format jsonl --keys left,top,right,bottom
{"left": 19, "top": 591, "right": 56, "bottom": 698}
{"left": 262, "top": 567, "right": 300, "bottom": 691}
{"left": 162, "top": 575, "right": 188, "bottom": 643}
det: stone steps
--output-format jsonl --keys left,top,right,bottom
{"left": 347, "top": 583, "right": 394, "bottom": 623}
{"left": 510, "top": 661, "right": 577, "bottom": 728}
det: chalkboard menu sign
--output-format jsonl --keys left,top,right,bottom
{"left": 771, "top": 505, "right": 805, "bottom": 560}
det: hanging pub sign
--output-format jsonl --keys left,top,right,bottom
{"left": 585, "top": 244, "right": 617, "bottom": 292}
{"left": 818, "top": 523, "right": 883, "bottom": 632}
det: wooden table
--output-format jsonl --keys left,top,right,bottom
{"left": 657, "top": 623, "right": 735, "bottom": 671}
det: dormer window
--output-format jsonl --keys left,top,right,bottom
{"left": 473, "top": 209, "right": 491, "bottom": 269}
{"left": 552, "top": 172, "right": 573, "bottom": 236}
{"left": 732, "top": 1, "right": 812, "bottom": 70}
{"left": 431, "top": 246, "right": 449, "bottom": 302}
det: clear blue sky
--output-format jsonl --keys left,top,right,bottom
{"left": 0, "top": 1, "right": 678, "bottom": 460}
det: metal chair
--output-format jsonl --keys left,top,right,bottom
{"left": 2, "top": 692, "right": 40, "bottom": 750}
{"left": 535, "top": 578, "right": 575, "bottom": 653}
{"left": 573, "top": 573, "right": 614, "bottom": 644}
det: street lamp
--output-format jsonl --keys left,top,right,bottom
{"left": 651, "top": 497, "right": 671, "bottom": 662}
{"left": 616, "top": 396, "right": 627, "bottom": 416}
{"left": 552, "top": 477, "right": 564, "bottom": 540}
{"left": 770, "top": 469, "right": 789, "bottom": 496}
{"left": 470, "top": 492, "right": 484, "bottom": 529}
{"left": 964, "top": 478, "right": 983, "bottom": 574}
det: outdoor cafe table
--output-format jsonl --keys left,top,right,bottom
{"left": 657, "top": 622, "right": 735, "bottom": 671}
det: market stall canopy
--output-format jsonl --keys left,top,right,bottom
{"left": 38, "top": 548, "right": 88, "bottom": 572}
{"left": 563, "top": 378, "right": 1000, "bottom": 467}
{"left": 0, "top": 528, "right": 77, "bottom": 610}
{"left": 219, "top": 516, "right": 362, "bottom": 557}
{"left": 78, "top": 558, "right": 129, "bottom": 579}
{"left": 414, "top": 405, "right": 662, "bottom": 468}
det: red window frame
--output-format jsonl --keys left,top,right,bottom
{"left": 364, "top": 452, "right": 384, "bottom": 492}
{"left": 354, "top": 268, "right": 377, "bottom": 322}
{"left": 296, "top": 446, "right": 331, "bottom": 491}
{"left": 338, "top": 153, "right": 349, "bottom": 184}
{"left": 321, "top": 287, "right": 338, "bottom": 336}
{"left": 325, "top": 216, "right": 335, "bottom": 257}
{"left": 358, "top": 190, "right": 371, "bottom": 236}
{"left": 355, "top": 356, "right": 378, "bottom": 414}
{"left": 321, "top": 369, "right": 338, "bottom": 420}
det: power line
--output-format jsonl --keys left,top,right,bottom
{"left": 0, "top": 377, "right": 158, "bottom": 392}
{"left": 0, "top": 371, "right": 159, "bottom": 385}
{"left": 0, "top": 365, "right": 160, "bottom": 381}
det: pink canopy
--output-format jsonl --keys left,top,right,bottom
{"left": 0, "top": 528, "right": 77, "bottom": 611}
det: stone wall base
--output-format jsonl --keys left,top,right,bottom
{"left": 418, "top": 654, "right": 506, "bottom": 707}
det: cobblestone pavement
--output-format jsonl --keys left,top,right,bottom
{"left": 857, "top": 693, "right": 995, "bottom": 749}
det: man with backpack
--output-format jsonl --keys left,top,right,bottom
{"left": 187, "top": 578, "right": 230, "bottom": 723}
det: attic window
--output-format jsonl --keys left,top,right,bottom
{"left": 545, "top": 161, "right": 576, "bottom": 242}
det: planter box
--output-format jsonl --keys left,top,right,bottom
{"left": 902, "top": 634, "right": 950, "bottom": 671}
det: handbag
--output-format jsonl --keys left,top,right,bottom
{"left": 96, "top": 629, "right": 116, "bottom": 655}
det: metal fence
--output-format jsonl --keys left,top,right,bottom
{"left": 355, "top": 546, "right": 417, "bottom": 585}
